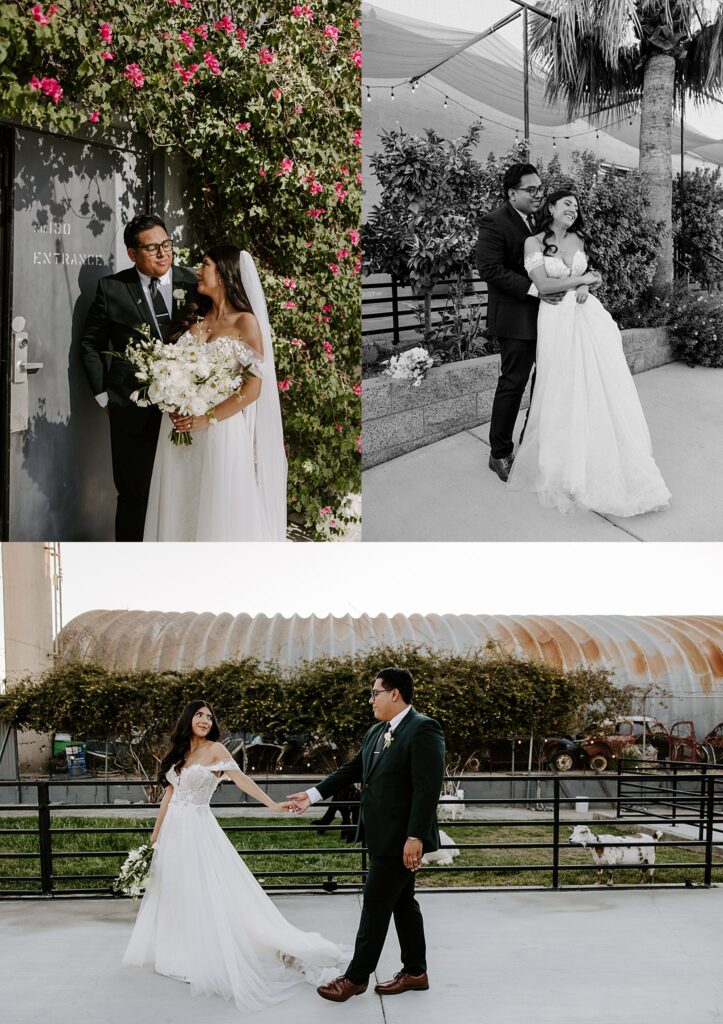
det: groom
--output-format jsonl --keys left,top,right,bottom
{"left": 79, "top": 213, "right": 197, "bottom": 541}
{"left": 289, "top": 668, "right": 445, "bottom": 1002}
{"left": 476, "top": 163, "right": 561, "bottom": 482}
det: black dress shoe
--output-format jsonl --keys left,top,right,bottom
{"left": 488, "top": 453, "right": 514, "bottom": 482}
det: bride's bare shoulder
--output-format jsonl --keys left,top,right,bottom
{"left": 229, "top": 311, "right": 263, "bottom": 355}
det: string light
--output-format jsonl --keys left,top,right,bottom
{"left": 366, "top": 85, "right": 371, "bottom": 103}
{"left": 552, "top": 137, "right": 556, "bottom": 149}
{"left": 444, "top": 95, "right": 448, "bottom": 108}
{"left": 391, "top": 86, "right": 395, "bottom": 101}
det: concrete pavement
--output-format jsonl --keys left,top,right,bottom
{"left": 362, "top": 362, "right": 723, "bottom": 541}
{"left": 3, "top": 887, "right": 723, "bottom": 1024}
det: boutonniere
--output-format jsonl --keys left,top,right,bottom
{"left": 173, "top": 287, "right": 186, "bottom": 302}
{"left": 383, "top": 729, "right": 394, "bottom": 750}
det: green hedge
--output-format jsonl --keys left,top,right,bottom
{"left": 0, "top": 0, "right": 361, "bottom": 535}
{"left": 0, "top": 644, "right": 638, "bottom": 777}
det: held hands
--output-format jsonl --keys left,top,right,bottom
{"left": 403, "top": 837, "right": 423, "bottom": 872}
{"left": 582, "top": 272, "right": 602, "bottom": 288}
{"left": 576, "top": 285, "right": 590, "bottom": 304}
{"left": 286, "top": 791, "right": 311, "bottom": 814}
{"left": 271, "top": 800, "right": 297, "bottom": 814}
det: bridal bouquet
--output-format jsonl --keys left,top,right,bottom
{"left": 112, "top": 842, "right": 154, "bottom": 899}
{"left": 126, "top": 331, "right": 251, "bottom": 445}
{"left": 382, "top": 346, "right": 434, "bottom": 387}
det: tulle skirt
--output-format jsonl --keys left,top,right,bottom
{"left": 122, "top": 802, "right": 347, "bottom": 1012}
{"left": 143, "top": 409, "right": 267, "bottom": 541}
{"left": 507, "top": 291, "right": 671, "bottom": 516}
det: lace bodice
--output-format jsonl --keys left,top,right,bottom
{"left": 177, "top": 330, "right": 264, "bottom": 378}
{"left": 524, "top": 249, "right": 588, "bottom": 278}
{"left": 167, "top": 760, "right": 238, "bottom": 807}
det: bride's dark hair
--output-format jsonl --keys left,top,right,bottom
{"left": 158, "top": 699, "right": 221, "bottom": 785}
{"left": 168, "top": 244, "right": 253, "bottom": 343}
{"left": 535, "top": 188, "right": 598, "bottom": 267}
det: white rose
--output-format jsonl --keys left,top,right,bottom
{"left": 173, "top": 288, "right": 186, "bottom": 302}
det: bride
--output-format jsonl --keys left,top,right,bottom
{"left": 123, "top": 700, "right": 347, "bottom": 1011}
{"left": 507, "top": 189, "right": 671, "bottom": 516}
{"left": 143, "top": 246, "right": 287, "bottom": 541}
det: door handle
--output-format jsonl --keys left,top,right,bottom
{"left": 11, "top": 316, "right": 42, "bottom": 383}
{"left": 19, "top": 361, "right": 44, "bottom": 374}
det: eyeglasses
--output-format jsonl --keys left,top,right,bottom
{"left": 370, "top": 688, "right": 390, "bottom": 700}
{"left": 134, "top": 240, "right": 173, "bottom": 255}
{"left": 515, "top": 186, "right": 544, "bottom": 197}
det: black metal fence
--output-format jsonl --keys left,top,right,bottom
{"left": 1, "top": 768, "right": 722, "bottom": 898}
{"left": 362, "top": 273, "right": 488, "bottom": 349}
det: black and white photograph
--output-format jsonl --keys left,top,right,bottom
{"left": 361, "top": 0, "right": 723, "bottom": 541}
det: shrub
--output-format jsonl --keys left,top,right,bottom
{"left": 673, "top": 167, "right": 723, "bottom": 291}
{"left": 0, "top": 644, "right": 639, "bottom": 776}
{"left": 667, "top": 290, "right": 723, "bottom": 367}
{"left": 0, "top": 0, "right": 361, "bottom": 535}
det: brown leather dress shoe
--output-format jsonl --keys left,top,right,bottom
{"left": 374, "top": 970, "right": 429, "bottom": 995}
{"left": 317, "top": 976, "right": 368, "bottom": 1002}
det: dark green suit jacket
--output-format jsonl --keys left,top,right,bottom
{"left": 316, "top": 707, "right": 445, "bottom": 857}
{"left": 79, "top": 264, "right": 197, "bottom": 429}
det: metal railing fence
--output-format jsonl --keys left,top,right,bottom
{"left": 1, "top": 768, "right": 722, "bottom": 898}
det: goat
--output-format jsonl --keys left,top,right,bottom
{"left": 437, "top": 786, "right": 465, "bottom": 822}
{"left": 569, "top": 824, "right": 663, "bottom": 886}
{"left": 421, "top": 828, "right": 460, "bottom": 866}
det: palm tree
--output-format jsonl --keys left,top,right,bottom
{"left": 529, "top": 0, "right": 723, "bottom": 291}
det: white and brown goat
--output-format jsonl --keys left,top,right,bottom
{"left": 569, "top": 824, "right": 663, "bottom": 885}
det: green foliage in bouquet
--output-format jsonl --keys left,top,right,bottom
{"left": 0, "top": 644, "right": 638, "bottom": 775}
{"left": 0, "top": 0, "right": 361, "bottom": 535}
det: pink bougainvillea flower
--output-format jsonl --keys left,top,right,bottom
{"left": 31, "top": 4, "right": 50, "bottom": 25}
{"left": 356, "top": 436, "right": 362, "bottom": 453}
{"left": 334, "top": 182, "right": 347, "bottom": 202}
{"left": 174, "top": 61, "right": 200, "bottom": 83}
{"left": 236, "top": 28, "right": 247, "bottom": 47}
{"left": 354, "top": 259, "right": 361, "bottom": 273}
{"left": 283, "top": 277, "right": 297, "bottom": 289}
{"left": 294, "top": 105, "right": 303, "bottom": 114}
{"left": 124, "top": 64, "right": 145, "bottom": 88}
{"left": 278, "top": 379, "right": 292, "bottom": 392}
{"left": 350, "top": 48, "right": 362, "bottom": 69}
{"left": 334, "top": 423, "right": 342, "bottom": 431}
{"left": 291, "top": 4, "right": 314, "bottom": 20}
{"left": 339, "top": 165, "right": 349, "bottom": 176}
{"left": 290, "top": 337, "right": 306, "bottom": 347}
{"left": 235, "top": 121, "right": 251, "bottom": 131}
{"left": 323, "top": 24, "right": 339, "bottom": 42}
{"left": 88, "top": 110, "right": 100, "bottom": 123}
{"left": 309, "top": 180, "right": 323, "bottom": 195}
{"left": 100, "top": 50, "right": 115, "bottom": 60}
{"left": 29, "top": 75, "right": 41, "bottom": 90}
{"left": 319, "top": 506, "right": 332, "bottom": 517}
{"left": 336, "top": 248, "right": 350, "bottom": 259}
{"left": 204, "top": 51, "right": 222, "bottom": 74}
{"left": 258, "top": 167, "right": 267, "bottom": 176}
{"left": 328, "top": 262, "right": 340, "bottom": 276}
{"left": 272, "top": 87, "right": 283, "bottom": 100}
{"left": 35, "top": 76, "right": 62, "bottom": 103}
{"left": 353, "top": 16, "right": 360, "bottom": 29}
{"left": 324, "top": 342, "right": 335, "bottom": 361}
{"left": 307, "top": 207, "right": 326, "bottom": 219}
{"left": 356, "top": 172, "right": 362, "bottom": 184}
{"left": 179, "top": 30, "right": 195, "bottom": 51}
{"left": 321, "top": 303, "right": 333, "bottom": 312}
{"left": 99, "top": 23, "right": 113, "bottom": 43}
{"left": 166, "top": 0, "right": 179, "bottom": 5}
{"left": 259, "top": 46, "right": 275, "bottom": 64}
{"left": 352, "top": 128, "right": 362, "bottom": 148}
{"left": 180, "top": 0, "right": 192, "bottom": 8}
{"left": 193, "top": 23, "right": 208, "bottom": 38}
{"left": 305, "top": 241, "right": 313, "bottom": 248}
{"left": 348, "top": 228, "right": 360, "bottom": 246}
{"left": 283, "top": 300, "right": 297, "bottom": 309}
{"left": 352, "top": 383, "right": 362, "bottom": 396}
{"left": 214, "top": 15, "right": 235, "bottom": 33}
{"left": 279, "top": 157, "right": 294, "bottom": 174}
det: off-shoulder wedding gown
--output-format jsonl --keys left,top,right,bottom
{"left": 143, "top": 332, "right": 269, "bottom": 541}
{"left": 123, "top": 760, "right": 346, "bottom": 1012}
{"left": 507, "top": 250, "right": 671, "bottom": 516}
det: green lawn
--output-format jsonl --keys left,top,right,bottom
{"left": 0, "top": 816, "right": 719, "bottom": 893}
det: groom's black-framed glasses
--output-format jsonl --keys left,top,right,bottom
{"left": 134, "top": 239, "right": 174, "bottom": 256}
{"left": 514, "top": 185, "right": 545, "bottom": 197}
{"left": 370, "top": 686, "right": 394, "bottom": 700}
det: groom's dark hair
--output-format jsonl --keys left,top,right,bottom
{"left": 124, "top": 213, "right": 168, "bottom": 248}
{"left": 376, "top": 667, "right": 414, "bottom": 704}
{"left": 502, "top": 163, "right": 539, "bottom": 201}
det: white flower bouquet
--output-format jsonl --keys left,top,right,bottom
{"left": 382, "top": 345, "right": 434, "bottom": 387}
{"left": 112, "top": 842, "right": 154, "bottom": 899}
{"left": 125, "top": 330, "right": 252, "bottom": 445}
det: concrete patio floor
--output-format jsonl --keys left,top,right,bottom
{"left": 362, "top": 363, "right": 723, "bottom": 541}
{"left": 3, "top": 886, "right": 723, "bottom": 1024}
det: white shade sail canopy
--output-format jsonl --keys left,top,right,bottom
{"left": 363, "top": 1, "right": 723, "bottom": 166}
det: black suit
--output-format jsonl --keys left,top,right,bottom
{"left": 315, "top": 707, "right": 445, "bottom": 984}
{"left": 476, "top": 203, "right": 539, "bottom": 459}
{"left": 79, "top": 265, "right": 197, "bottom": 540}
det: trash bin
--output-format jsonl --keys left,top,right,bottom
{"left": 65, "top": 743, "right": 87, "bottom": 777}
{"left": 574, "top": 796, "right": 589, "bottom": 814}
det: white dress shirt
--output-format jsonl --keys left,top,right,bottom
{"left": 95, "top": 267, "right": 173, "bottom": 406}
{"left": 305, "top": 705, "right": 413, "bottom": 806}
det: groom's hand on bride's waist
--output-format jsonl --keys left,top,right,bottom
{"left": 539, "top": 292, "right": 565, "bottom": 305}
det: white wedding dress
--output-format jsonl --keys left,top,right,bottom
{"left": 507, "top": 250, "right": 671, "bottom": 516}
{"left": 143, "top": 332, "right": 269, "bottom": 541}
{"left": 123, "top": 761, "right": 347, "bottom": 1012}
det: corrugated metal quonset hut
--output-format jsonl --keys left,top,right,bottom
{"left": 57, "top": 612, "right": 723, "bottom": 733}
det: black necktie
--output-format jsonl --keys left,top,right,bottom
{"left": 149, "top": 277, "right": 171, "bottom": 340}
{"left": 373, "top": 723, "right": 392, "bottom": 759}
